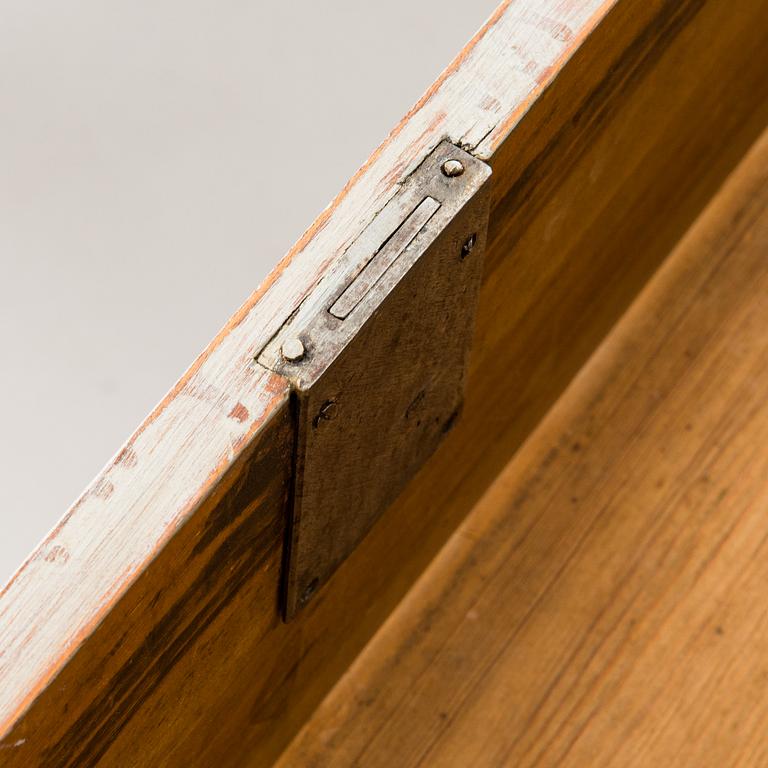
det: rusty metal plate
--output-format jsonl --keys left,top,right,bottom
{"left": 258, "top": 141, "right": 491, "bottom": 619}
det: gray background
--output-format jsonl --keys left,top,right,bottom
{"left": 0, "top": 1, "right": 498, "bottom": 585}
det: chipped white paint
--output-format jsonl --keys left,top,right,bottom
{"left": 0, "top": 0, "right": 614, "bottom": 737}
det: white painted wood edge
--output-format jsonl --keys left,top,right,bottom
{"left": 0, "top": 0, "right": 614, "bottom": 736}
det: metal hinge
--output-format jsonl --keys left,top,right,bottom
{"left": 257, "top": 140, "right": 491, "bottom": 619}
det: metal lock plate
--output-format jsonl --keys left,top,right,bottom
{"left": 258, "top": 141, "right": 491, "bottom": 619}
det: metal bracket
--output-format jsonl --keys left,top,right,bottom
{"left": 258, "top": 141, "right": 491, "bottom": 619}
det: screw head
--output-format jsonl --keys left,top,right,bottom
{"left": 461, "top": 233, "right": 477, "bottom": 259}
{"left": 441, "top": 159, "right": 465, "bottom": 178}
{"left": 300, "top": 578, "right": 319, "bottom": 605}
{"left": 281, "top": 337, "right": 305, "bottom": 362}
{"left": 318, "top": 400, "right": 338, "bottom": 421}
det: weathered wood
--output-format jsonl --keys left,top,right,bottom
{"left": 250, "top": 0, "right": 768, "bottom": 763}
{"left": 278, "top": 122, "right": 768, "bottom": 768}
{"left": 0, "top": 3, "right": 619, "bottom": 762}
{"left": 0, "top": 0, "right": 767, "bottom": 765}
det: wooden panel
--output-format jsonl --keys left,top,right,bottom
{"left": 278, "top": 116, "right": 768, "bottom": 768}
{"left": 232, "top": 1, "right": 768, "bottom": 764}
{"left": 0, "top": 2, "right": 624, "bottom": 763}
{"left": 1, "top": 0, "right": 767, "bottom": 764}
{"left": 0, "top": 405, "right": 294, "bottom": 767}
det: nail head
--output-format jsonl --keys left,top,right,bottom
{"left": 300, "top": 578, "right": 319, "bottom": 605}
{"left": 461, "top": 233, "right": 477, "bottom": 259}
{"left": 281, "top": 337, "right": 305, "bottom": 362}
{"left": 318, "top": 400, "right": 338, "bottom": 421}
{"left": 441, "top": 159, "right": 465, "bottom": 178}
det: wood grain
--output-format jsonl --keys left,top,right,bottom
{"left": 278, "top": 115, "right": 768, "bottom": 768}
{"left": 243, "top": 0, "right": 767, "bottom": 761}
{"left": 0, "top": 0, "right": 604, "bottom": 760}
{"left": 1, "top": 0, "right": 767, "bottom": 764}
{"left": 235, "top": 0, "right": 768, "bottom": 763}
{"left": 0, "top": 2, "right": 622, "bottom": 762}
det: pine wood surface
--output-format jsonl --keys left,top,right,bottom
{"left": 278, "top": 124, "right": 768, "bottom": 768}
